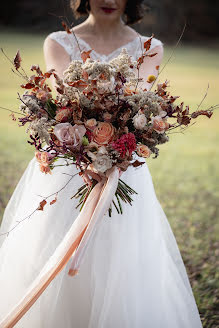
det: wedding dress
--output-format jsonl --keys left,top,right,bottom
{"left": 0, "top": 31, "right": 203, "bottom": 327}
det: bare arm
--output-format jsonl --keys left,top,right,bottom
{"left": 137, "top": 45, "right": 164, "bottom": 91}
{"left": 43, "top": 36, "right": 71, "bottom": 89}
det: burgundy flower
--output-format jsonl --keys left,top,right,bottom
{"left": 111, "top": 133, "right": 136, "bottom": 158}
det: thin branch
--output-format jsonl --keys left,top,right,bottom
{"left": 1, "top": 48, "right": 29, "bottom": 81}
{"left": 0, "top": 106, "right": 26, "bottom": 116}
{"left": 0, "top": 172, "right": 79, "bottom": 237}
{"left": 196, "top": 84, "right": 209, "bottom": 111}
{"left": 158, "top": 22, "right": 187, "bottom": 77}
{"left": 48, "top": 12, "right": 82, "bottom": 54}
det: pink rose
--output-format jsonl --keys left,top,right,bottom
{"left": 54, "top": 123, "right": 86, "bottom": 148}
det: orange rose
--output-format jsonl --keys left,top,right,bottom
{"left": 151, "top": 116, "right": 166, "bottom": 134}
{"left": 137, "top": 144, "right": 151, "bottom": 158}
{"left": 40, "top": 163, "right": 51, "bottom": 174}
{"left": 35, "top": 151, "right": 53, "bottom": 174}
{"left": 93, "top": 122, "right": 114, "bottom": 145}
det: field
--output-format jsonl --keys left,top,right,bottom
{"left": 0, "top": 31, "right": 219, "bottom": 327}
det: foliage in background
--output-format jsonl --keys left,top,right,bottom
{"left": 0, "top": 32, "right": 218, "bottom": 327}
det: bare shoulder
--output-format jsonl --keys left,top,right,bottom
{"left": 43, "top": 32, "right": 70, "bottom": 57}
{"left": 43, "top": 32, "right": 71, "bottom": 77}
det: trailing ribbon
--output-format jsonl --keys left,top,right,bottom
{"left": 0, "top": 167, "right": 119, "bottom": 328}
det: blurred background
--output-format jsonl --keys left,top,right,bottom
{"left": 0, "top": 1, "right": 218, "bottom": 327}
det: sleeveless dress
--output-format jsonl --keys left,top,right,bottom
{"left": 0, "top": 31, "right": 203, "bottom": 328}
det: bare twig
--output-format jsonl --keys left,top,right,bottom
{"left": 0, "top": 106, "right": 26, "bottom": 116}
{"left": 0, "top": 172, "right": 79, "bottom": 237}
{"left": 196, "top": 84, "right": 209, "bottom": 111}
{"left": 158, "top": 22, "right": 187, "bottom": 77}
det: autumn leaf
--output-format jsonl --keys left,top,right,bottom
{"left": 81, "top": 50, "right": 92, "bottom": 63}
{"left": 147, "top": 52, "right": 157, "bottom": 58}
{"left": 132, "top": 160, "right": 145, "bottom": 168}
{"left": 50, "top": 197, "right": 57, "bottom": 205}
{"left": 62, "top": 21, "right": 72, "bottom": 34}
{"left": 9, "top": 113, "right": 16, "bottom": 121}
{"left": 144, "top": 35, "right": 154, "bottom": 51}
{"left": 14, "top": 50, "right": 22, "bottom": 70}
{"left": 38, "top": 199, "right": 47, "bottom": 211}
{"left": 156, "top": 65, "right": 160, "bottom": 70}
{"left": 21, "top": 83, "right": 35, "bottom": 89}
{"left": 177, "top": 115, "right": 191, "bottom": 125}
{"left": 82, "top": 70, "right": 89, "bottom": 80}
{"left": 191, "top": 110, "right": 213, "bottom": 119}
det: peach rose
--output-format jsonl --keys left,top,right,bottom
{"left": 35, "top": 151, "right": 53, "bottom": 174}
{"left": 85, "top": 118, "right": 97, "bottom": 130}
{"left": 40, "top": 164, "right": 51, "bottom": 174}
{"left": 93, "top": 122, "right": 114, "bottom": 145}
{"left": 151, "top": 115, "right": 166, "bottom": 134}
{"left": 137, "top": 144, "right": 151, "bottom": 158}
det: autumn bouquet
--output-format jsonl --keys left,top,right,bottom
{"left": 1, "top": 36, "right": 214, "bottom": 215}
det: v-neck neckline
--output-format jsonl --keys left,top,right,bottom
{"left": 73, "top": 34, "right": 141, "bottom": 59}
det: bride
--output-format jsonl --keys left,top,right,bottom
{"left": 0, "top": 0, "right": 203, "bottom": 327}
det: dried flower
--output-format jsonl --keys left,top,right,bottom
{"left": 111, "top": 133, "right": 136, "bottom": 158}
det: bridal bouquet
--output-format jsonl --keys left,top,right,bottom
{"left": 3, "top": 35, "right": 214, "bottom": 215}
{"left": 0, "top": 32, "right": 216, "bottom": 328}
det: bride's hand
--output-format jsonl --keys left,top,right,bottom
{"left": 82, "top": 169, "right": 102, "bottom": 186}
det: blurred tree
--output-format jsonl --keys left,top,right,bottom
{"left": 0, "top": 0, "right": 218, "bottom": 43}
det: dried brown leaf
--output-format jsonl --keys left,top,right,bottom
{"left": 38, "top": 199, "right": 47, "bottom": 211}
{"left": 14, "top": 50, "right": 22, "bottom": 70}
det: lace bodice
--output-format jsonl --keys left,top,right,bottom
{"left": 48, "top": 31, "right": 163, "bottom": 62}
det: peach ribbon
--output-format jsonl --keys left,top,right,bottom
{"left": 0, "top": 167, "right": 119, "bottom": 328}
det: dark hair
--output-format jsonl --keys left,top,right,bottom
{"left": 70, "top": 0, "right": 147, "bottom": 25}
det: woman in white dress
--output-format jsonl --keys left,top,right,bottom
{"left": 0, "top": 0, "right": 203, "bottom": 327}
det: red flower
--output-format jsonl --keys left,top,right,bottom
{"left": 111, "top": 133, "right": 136, "bottom": 158}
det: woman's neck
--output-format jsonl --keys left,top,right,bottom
{"left": 79, "top": 14, "right": 128, "bottom": 41}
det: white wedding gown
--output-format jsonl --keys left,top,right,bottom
{"left": 0, "top": 32, "right": 203, "bottom": 327}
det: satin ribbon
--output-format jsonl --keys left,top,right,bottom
{"left": 0, "top": 167, "right": 119, "bottom": 328}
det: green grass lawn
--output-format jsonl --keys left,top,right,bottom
{"left": 0, "top": 31, "right": 219, "bottom": 327}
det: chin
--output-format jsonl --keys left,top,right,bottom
{"left": 96, "top": 8, "right": 121, "bottom": 20}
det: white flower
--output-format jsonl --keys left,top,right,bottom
{"left": 159, "top": 110, "right": 167, "bottom": 118}
{"left": 27, "top": 117, "right": 54, "bottom": 144}
{"left": 87, "top": 146, "right": 112, "bottom": 173}
{"left": 97, "top": 76, "right": 115, "bottom": 93}
{"left": 133, "top": 113, "right": 147, "bottom": 129}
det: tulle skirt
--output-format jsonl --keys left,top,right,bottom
{"left": 0, "top": 157, "right": 202, "bottom": 327}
